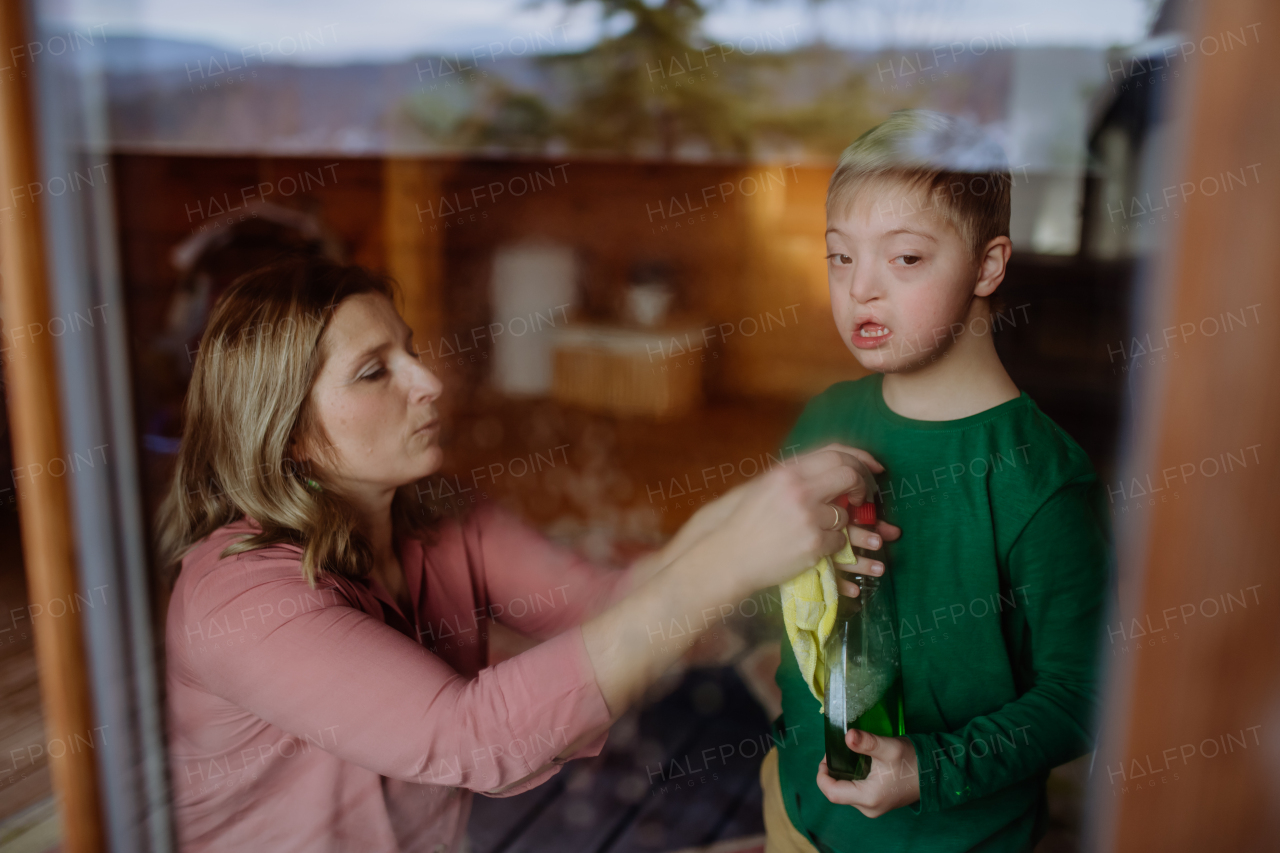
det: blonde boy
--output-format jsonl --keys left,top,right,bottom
{"left": 762, "top": 111, "right": 1108, "bottom": 853}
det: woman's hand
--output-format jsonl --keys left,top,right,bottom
{"left": 579, "top": 442, "right": 894, "bottom": 726}
{"left": 809, "top": 449, "right": 902, "bottom": 590}
{"left": 705, "top": 443, "right": 893, "bottom": 597}
{"left": 816, "top": 730, "right": 920, "bottom": 817}
{"left": 637, "top": 444, "right": 899, "bottom": 594}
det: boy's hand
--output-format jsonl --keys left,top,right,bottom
{"left": 834, "top": 517, "right": 901, "bottom": 598}
{"left": 815, "top": 730, "right": 920, "bottom": 817}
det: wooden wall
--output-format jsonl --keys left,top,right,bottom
{"left": 112, "top": 153, "right": 861, "bottom": 409}
{"left": 112, "top": 155, "right": 386, "bottom": 342}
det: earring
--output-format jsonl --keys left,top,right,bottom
{"left": 305, "top": 477, "right": 323, "bottom": 492}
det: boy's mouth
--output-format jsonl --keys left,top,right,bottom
{"left": 852, "top": 321, "right": 892, "bottom": 349}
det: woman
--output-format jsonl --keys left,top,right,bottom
{"left": 156, "top": 257, "right": 894, "bottom": 852}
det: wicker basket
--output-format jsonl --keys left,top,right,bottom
{"left": 550, "top": 325, "right": 705, "bottom": 419}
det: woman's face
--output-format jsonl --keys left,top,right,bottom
{"left": 299, "top": 292, "right": 444, "bottom": 501}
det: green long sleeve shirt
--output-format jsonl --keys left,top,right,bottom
{"left": 773, "top": 374, "right": 1109, "bottom": 853}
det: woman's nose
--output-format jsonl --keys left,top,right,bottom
{"left": 407, "top": 357, "right": 444, "bottom": 402}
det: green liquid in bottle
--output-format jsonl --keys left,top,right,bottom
{"left": 822, "top": 502, "right": 905, "bottom": 782}
{"left": 825, "top": 675, "right": 905, "bottom": 781}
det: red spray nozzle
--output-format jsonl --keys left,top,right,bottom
{"left": 852, "top": 501, "right": 877, "bottom": 526}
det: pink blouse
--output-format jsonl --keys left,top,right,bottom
{"left": 166, "top": 503, "right": 629, "bottom": 852}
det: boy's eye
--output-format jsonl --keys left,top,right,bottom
{"left": 895, "top": 254, "right": 922, "bottom": 266}
{"left": 826, "top": 253, "right": 853, "bottom": 265}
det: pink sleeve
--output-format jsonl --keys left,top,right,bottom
{"left": 181, "top": 551, "right": 613, "bottom": 796}
{"left": 470, "top": 503, "right": 632, "bottom": 640}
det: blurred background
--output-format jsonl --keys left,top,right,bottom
{"left": 2, "top": 0, "right": 1277, "bottom": 851}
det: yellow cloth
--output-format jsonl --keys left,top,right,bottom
{"left": 779, "top": 530, "right": 857, "bottom": 711}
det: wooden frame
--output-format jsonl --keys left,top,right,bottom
{"left": 1088, "top": 0, "right": 1280, "bottom": 847}
{"left": 0, "top": 2, "right": 105, "bottom": 851}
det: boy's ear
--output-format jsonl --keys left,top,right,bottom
{"left": 973, "top": 236, "right": 1013, "bottom": 298}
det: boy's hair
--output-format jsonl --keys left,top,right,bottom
{"left": 828, "top": 110, "right": 1012, "bottom": 261}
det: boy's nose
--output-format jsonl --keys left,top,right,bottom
{"left": 848, "top": 267, "right": 883, "bottom": 303}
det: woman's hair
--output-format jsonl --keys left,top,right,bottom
{"left": 154, "top": 256, "right": 436, "bottom": 586}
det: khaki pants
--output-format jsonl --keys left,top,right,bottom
{"left": 760, "top": 748, "right": 820, "bottom": 853}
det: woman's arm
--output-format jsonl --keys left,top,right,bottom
{"left": 183, "top": 445, "right": 877, "bottom": 798}
{"left": 583, "top": 443, "right": 887, "bottom": 716}
{"left": 179, "top": 553, "right": 614, "bottom": 798}
{"left": 472, "top": 480, "right": 756, "bottom": 641}
{"left": 475, "top": 443, "right": 891, "bottom": 640}
{"left": 488, "top": 445, "right": 881, "bottom": 792}
{"left": 613, "top": 443, "right": 892, "bottom": 598}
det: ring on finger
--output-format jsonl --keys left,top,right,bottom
{"left": 823, "top": 503, "right": 842, "bottom": 530}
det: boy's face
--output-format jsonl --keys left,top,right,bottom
{"left": 825, "top": 180, "right": 997, "bottom": 373}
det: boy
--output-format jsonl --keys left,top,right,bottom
{"left": 762, "top": 110, "right": 1109, "bottom": 852}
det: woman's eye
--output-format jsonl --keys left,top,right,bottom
{"left": 896, "top": 254, "right": 922, "bottom": 266}
{"left": 826, "top": 253, "right": 852, "bottom": 265}
{"left": 361, "top": 367, "right": 386, "bottom": 381}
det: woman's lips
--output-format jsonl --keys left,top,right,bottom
{"left": 852, "top": 322, "right": 892, "bottom": 350}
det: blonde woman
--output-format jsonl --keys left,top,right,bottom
{"left": 156, "top": 257, "right": 894, "bottom": 852}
